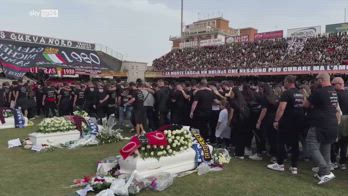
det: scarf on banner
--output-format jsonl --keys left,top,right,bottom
{"left": 120, "top": 136, "right": 141, "bottom": 159}
{"left": 86, "top": 119, "right": 99, "bottom": 135}
{"left": 192, "top": 132, "right": 212, "bottom": 161}
{"left": 192, "top": 143, "right": 204, "bottom": 164}
{"left": 13, "top": 109, "right": 25, "bottom": 128}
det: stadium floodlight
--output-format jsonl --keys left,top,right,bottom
{"left": 181, "top": 0, "right": 184, "bottom": 37}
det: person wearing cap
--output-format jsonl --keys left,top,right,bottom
{"left": 304, "top": 73, "right": 341, "bottom": 185}
{"left": 331, "top": 77, "right": 348, "bottom": 170}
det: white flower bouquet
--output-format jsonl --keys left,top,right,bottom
{"left": 38, "top": 117, "right": 76, "bottom": 133}
{"left": 3, "top": 109, "right": 14, "bottom": 118}
{"left": 212, "top": 148, "right": 231, "bottom": 165}
{"left": 138, "top": 127, "right": 193, "bottom": 159}
{"left": 73, "top": 110, "right": 89, "bottom": 118}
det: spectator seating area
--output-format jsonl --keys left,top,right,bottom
{"left": 153, "top": 33, "right": 348, "bottom": 71}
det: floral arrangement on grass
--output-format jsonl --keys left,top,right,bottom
{"left": 38, "top": 117, "right": 76, "bottom": 133}
{"left": 3, "top": 109, "right": 14, "bottom": 118}
{"left": 212, "top": 148, "right": 231, "bottom": 165}
{"left": 138, "top": 128, "right": 193, "bottom": 159}
{"left": 96, "top": 131, "right": 123, "bottom": 144}
{"left": 73, "top": 110, "right": 89, "bottom": 118}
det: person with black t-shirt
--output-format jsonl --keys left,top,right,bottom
{"left": 9, "top": 81, "right": 18, "bottom": 108}
{"left": 58, "top": 84, "right": 73, "bottom": 116}
{"left": 107, "top": 84, "right": 117, "bottom": 118}
{"left": 15, "top": 80, "right": 29, "bottom": 117}
{"left": 84, "top": 82, "right": 98, "bottom": 117}
{"left": 252, "top": 84, "right": 279, "bottom": 161}
{"left": 35, "top": 84, "right": 45, "bottom": 116}
{"left": 73, "top": 84, "right": 86, "bottom": 111}
{"left": 96, "top": 84, "right": 109, "bottom": 123}
{"left": 0, "top": 83, "right": 5, "bottom": 107}
{"left": 229, "top": 87, "right": 250, "bottom": 159}
{"left": 0, "top": 82, "right": 10, "bottom": 107}
{"left": 27, "top": 87, "right": 37, "bottom": 118}
{"left": 42, "top": 83, "right": 57, "bottom": 117}
{"left": 331, "top": 77, "right": 348, "bottom": 170}
{"left": 171, "top": 83, "right": 190, "bottom": 125}
{"left": 190, "top": 79, "right": 217, "bottom": 141}
{"left": 182, "top": 82, "right": 193, "bottom": 126}
{"left": 156, "top": 80, "right": 170, "bottom": 127}
{"left": 243, "top": 84, "right": 261, "bottom": 157}
{"left": 267, "top": 75, "right": 304, "bottom": 175}
{"left": 118, "top": 84, "right": 133, "bottom": 127}
{"left": 127, "top": 82, "right": 145, "bottom": 135}
{"left": 305, "top": 73, "right": 340, "bottom": 185}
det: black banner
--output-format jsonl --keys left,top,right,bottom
{"left": 0, "top": 40, "right": 109, "bottom": 79}
{"left": 0, "top": 31, "right": 95, "bottom": 50}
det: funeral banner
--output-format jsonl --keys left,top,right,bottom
{"left": 161, "top": 65, "right": 348, "bottom": 78}
{"left": 0, "top": 39, "right": 109, "bottom": 79}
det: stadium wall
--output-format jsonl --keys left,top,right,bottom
{"left": 121, "top": 61, "right": 147, "bottom": 82}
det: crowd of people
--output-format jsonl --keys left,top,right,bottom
{"left": 153, "top": 33, "right": 348, "bottom": 71}
{"left": 0, "top": 74, "right": 347, "bottom": 185}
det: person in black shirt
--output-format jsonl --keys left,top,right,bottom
{"left": 267, "top": 75, "right": 305, "bottom": 175}
{"left": 243, "top": 84, "right": 261, "bottom": 157}
{"left": 171, "top": 83, "right": 190, "bottom": 125}
{"left": 305, "top": 73, "right": 340, "bottom": 185}
{"left": 331, "top": 77, "right": 348, "bottom": 170}
{"left": 35, "top": 83, "right": 45, "bottom": 116}
{"left": 107, "top": 83, "right": 117, "bottom": 118}
{"left": 58, "top": 83, "right": 73, "bottom": 116}
{"left": 253, "top": 84, "right": 279, "bottom": 161}
{"left": 0, "top": 82, "right": 10, "bottom": 107}
{"left": 182, "top": 81, "right": 193, "bottom": 126}
{"left": 96, "top": 84, "right": 109, "bottom": 123}
{"left": 72, "top": 83, "right": 85, "bottom": 111}
{"left": 27, "top": 87, "right": 37, "bottom": 118}
{"left": 156, "top": 80, "right": 170, "bottom": 127}
{"left": 15, "top": 80, "right": 29, "bottom": 117}
{"left": 117, "top": 84, "right": 133, "bottom": 127}
{"left": 84, "top": 82, "right": 98, "bottom": 117}
{"left": 9, "top": 81, "right": 18, "bottom": 108}
{"left": 229, "top": 87, "right": 250, "bottom": 158}
{"left": 190, "top": 79, "right": 217, "bottom": 141}
{"left": 127, "top": 82, "right": 145, "bottom": 135}
{"left": 42, "top": 83, "right": 57, "bottom": 117}
{"left": 0, "top": 83, "right": 5, "bottom": 107}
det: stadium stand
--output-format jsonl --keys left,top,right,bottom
{"left": 153, "top": 32, "right": 348, "bottom": 71}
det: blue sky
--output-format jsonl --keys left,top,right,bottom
{"left": 0, "top": 0, "right": 347, "bottom": 64}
